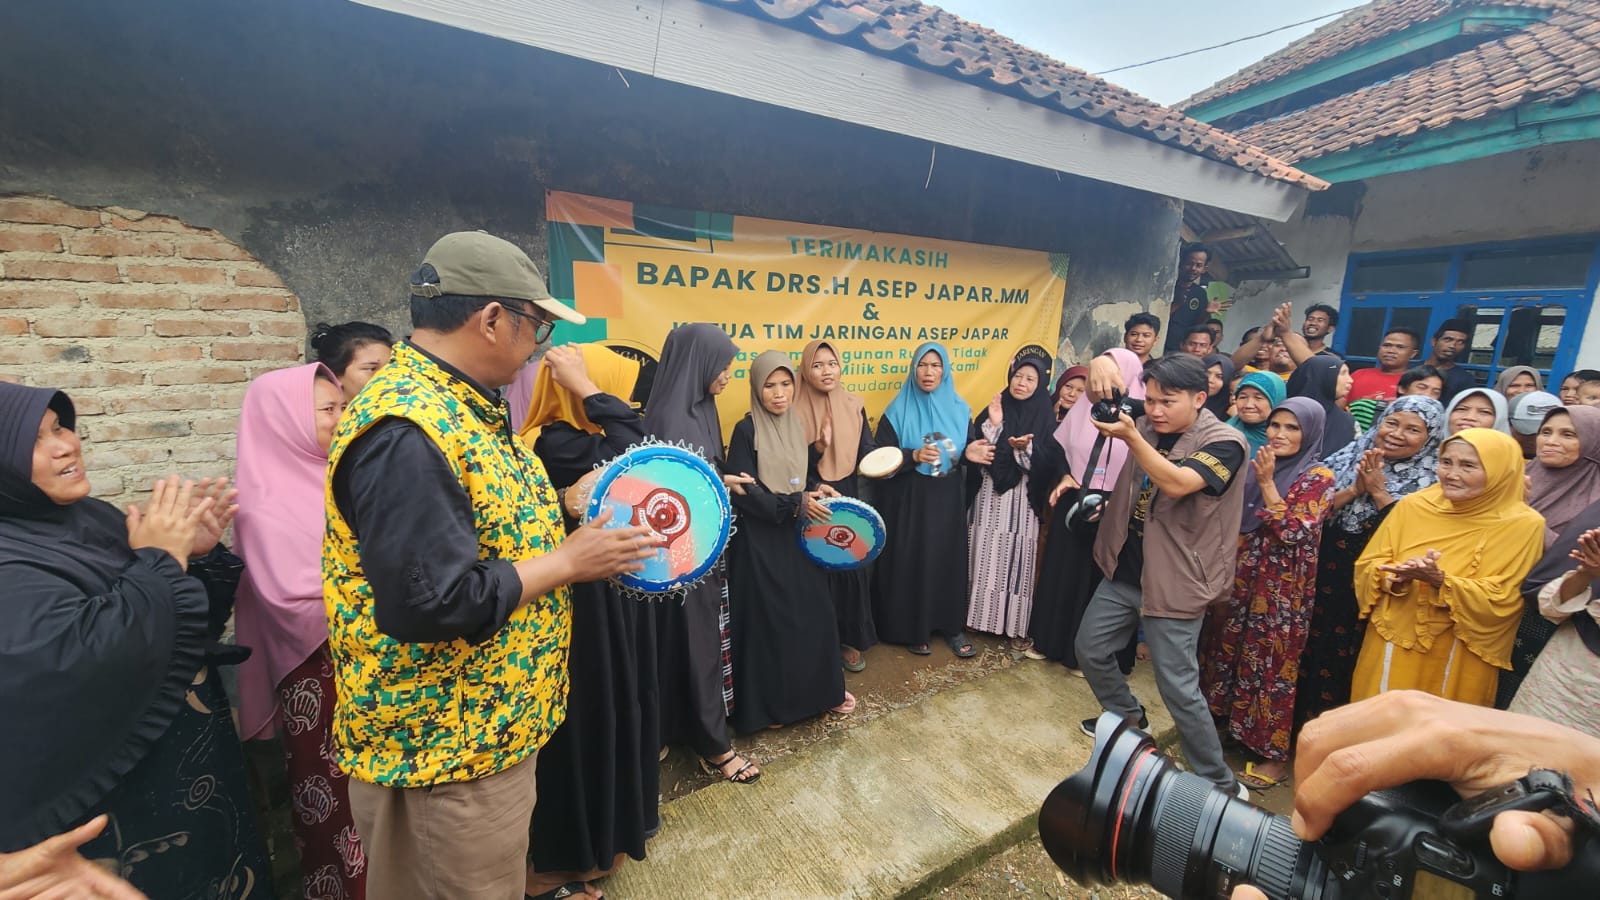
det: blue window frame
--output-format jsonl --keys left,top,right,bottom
{"left": 1335, "top": 237, "right": 1600, "bottom": 388}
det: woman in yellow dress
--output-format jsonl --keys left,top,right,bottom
{"left": 1351, "top": 428, "right": 1545, "bottom": 706}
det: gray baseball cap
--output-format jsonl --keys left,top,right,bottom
{"left": 410, "top": 231, "right": 585, "bottom": 325}
{"left": 1507, "top": 390, "right": 1562, "bottom": 435}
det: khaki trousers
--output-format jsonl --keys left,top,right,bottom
{"left": 348, "top": 753, "right": 538, "bottom": 900}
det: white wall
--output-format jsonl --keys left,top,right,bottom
{"left": 1220, "top": 139, "right": 1600, "bottom": 360}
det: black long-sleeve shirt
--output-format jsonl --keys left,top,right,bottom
{"left": 330, "top": 351, "right": 523, "bottom": 646}
{"left": 531, "top": 393, "right": 645, "bottom": 491}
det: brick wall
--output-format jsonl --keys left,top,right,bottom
{"left": 0, "top": 194, "right": 305, "bottom": 509}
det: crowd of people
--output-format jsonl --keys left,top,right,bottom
{"left": 4, "top": 232, "right": 1600, "bottom": 899}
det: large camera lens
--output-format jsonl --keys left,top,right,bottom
{"left": 1040, "top": 713, "right": 1322, "bottom": 899}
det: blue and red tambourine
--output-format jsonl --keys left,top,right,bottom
{"left": 583, "top": 443, "right": 732, "bottom": 595}
{"left": 797, "top": 496, "right": 886, "bottom": 570}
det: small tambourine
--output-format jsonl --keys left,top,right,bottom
{"left": 582, "top": 442, "right": 732, "bottom": 595}
{"left": 857, "top": 446, "right": 904, "bottom": 480}
{"left": 798, "top": 496, "right": 886, "bottom": 570}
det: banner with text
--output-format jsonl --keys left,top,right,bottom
{"left": 544, "top": 190, "right": 1068, "bottom": 441}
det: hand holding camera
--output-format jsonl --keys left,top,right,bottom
{"left": 1041, "top": 691, "right": 1600, "bottom": 899}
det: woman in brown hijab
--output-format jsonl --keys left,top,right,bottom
{"left": 795, "top": 339, "right": 879, "bottom": 671}
{"left": 726, "top": 351, "right": 852, "bottom": 732}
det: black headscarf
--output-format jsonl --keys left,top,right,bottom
{"left": 0, "top": 383, "right": 209, "bottom": 851}
{"left": 642, "top": 323, "right": 739, "bottom": 462}
{"left": 975, "top": 354, "right": 1055, "bottom": 495}
{"left": 1522, "top": 499, "right": 1600, "bottom": 657}
{"left": 1287, "top": 354, "right": 1357, "bottom": 458}
{"left": 1202, "top": 353, "right": 1236, "bottom": 421}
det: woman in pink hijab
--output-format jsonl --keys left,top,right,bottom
{"left": 1026, "top": 348, "right": 1147, "bottom": 672}
{"left": 232, "top": 362, "right": 366, "bottom": 899}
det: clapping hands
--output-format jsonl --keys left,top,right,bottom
{"left": 1381, "top": 549, "right": 1445, "bottom": 589}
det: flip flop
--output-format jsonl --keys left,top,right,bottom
{"left": 830, "top": 691, "right": 857, "bottom": 715}
{"left": 1239, "top": 761, "right": 1289, "bottom": 790}
{"left": 908, "top": 643, "right": 933, "bottom": 656}
{"left": 946, "top": 632, "right": 977, "bottom": 658}
{"left": 841, "top": 646, "right": 867, "bottom": 672}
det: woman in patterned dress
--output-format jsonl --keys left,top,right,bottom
{"left": 965, "top": 352, "right": 1054, "bottom": 652}
{"left": 1202, "top": 398, "right": 1333, "bottom": 789}
{"left": 233, "top": 362, "right": 367, "bottom": 898}
{"left": 1294, "top": 395, "right": 1445, "bottom": 733}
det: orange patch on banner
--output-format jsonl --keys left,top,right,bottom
{"left": 572, "top": 261, "right": 625, "bottom": 318}
{"left": 550, "top": 193, "right": 634, "bottom": 230}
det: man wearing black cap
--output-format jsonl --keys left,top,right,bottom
{"left": 323, "top": 231, "right": 659, "bottom": 899}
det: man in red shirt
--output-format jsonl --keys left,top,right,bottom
{"left": 1347, "top": 327, "right": 1421, "bottom": 403}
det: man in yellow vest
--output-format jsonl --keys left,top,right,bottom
{"left": 323, "top": 231, "right": 659, "bottom": 900}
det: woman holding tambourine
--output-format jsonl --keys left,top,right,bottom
{"left": 520, "top": 344, "right": 659, "bottom": 900}
{"left": 796, "top": 339, "right": 879, "bottom": 672}
{"left": 870, "top": 342, "right": 987, "bottom": 658}
{"left": 642, "top": 324, "right": 762, "bottom": 786}
{"left": 725, "top": 351, "right": 854, "bottom": 731}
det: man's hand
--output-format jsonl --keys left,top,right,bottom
{"left": 1271, "top": 302, "right": 1293, "bottom": 336}
{"left": 1086, "top": 355, "right": 1125, "bottom": 401}
{"left": 0, "top": 815, "right": 147, "bottom": 899}
{"left": 554, "top": 507, "right": 662, "bottom": 583}
{"left": 1291, "top": 692, "right": 1596, "bottom": 873}
{"left": 1091, "top": 411, "right": 1139, "bottom": 444}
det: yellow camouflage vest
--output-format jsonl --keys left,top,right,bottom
{"left": 323, "top": 342, "right": 570, "bottom": 786}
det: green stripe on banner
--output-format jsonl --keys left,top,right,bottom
{"left": 551, "top": 318, "right": 609, "bottom": 345}
{"left": 547, "top": 222, "right": 606, "bottom": 301}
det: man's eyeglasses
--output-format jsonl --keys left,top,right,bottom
{"left": 500, "top": 302, "right": 556, "bottom": 343}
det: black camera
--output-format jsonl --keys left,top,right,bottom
{"left": 1039, "top": 713, "right": 1600, "bottom": 899}
{"left": 1091, "top": 389, "right": 1131, "bottom": 424}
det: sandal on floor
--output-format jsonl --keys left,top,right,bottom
{"left": 908, "top": 642, "right": 933, "bottom": 656}
{"left": 700, "top": 751, "right": 761, "bottom": 785}
{"left": 1238, "top": 761, "right": 1289, "bottom": 790}
{"left": 946, "top": 632, "right": 978, "bottom": 658}
{"left": 830, "top": 691, "right": 857, "bottom": 715}
{"left": 841, "top": 646, "right": 867, "bottom": 672}
{"left": 526, "top": 882, "right": 595, "bottom": 900}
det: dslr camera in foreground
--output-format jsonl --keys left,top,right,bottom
{"left": 1039, "top": 713, "right": 1600, "bottom": 899}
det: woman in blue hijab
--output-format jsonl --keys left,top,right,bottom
{"left": 872, "top": 343, "right": 980, "bottom": 656}
{"left": 1226, "top": 370, "right": 1288, "bottom": 456}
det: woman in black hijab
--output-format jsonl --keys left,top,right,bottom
{"left": 0, "top": 383, "right": 268, "bottom": 893}
{"left": 1202, "top": 353, "right": 1236, "bottom": 421}
{"left": 643, "top": 324, "right": 762, "bottom": 784}
{"left": 1286, "top": 354, "right": 1357, "bottom": 457}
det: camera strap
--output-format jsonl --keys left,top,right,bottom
{"left": 1080, "top": 432, "right": 1110, "bottom": 491}
{"left": 1441, "top": 769, "right": 1600, "bottom": 843}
